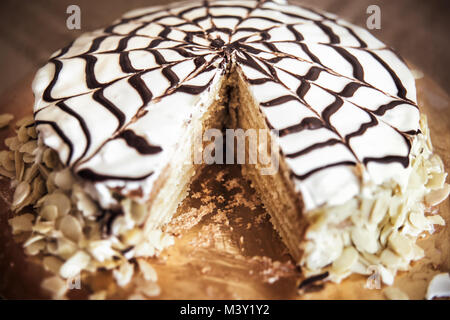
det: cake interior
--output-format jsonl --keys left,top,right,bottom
{"left": 142, "top": 77, "right": 229, "bottom": 235}
{"left": 141, "top": 64, "right": 310, "bottom": 260}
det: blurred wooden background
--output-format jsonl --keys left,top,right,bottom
{"left": 0, "top": 0, "right": 449, "bottom": 97}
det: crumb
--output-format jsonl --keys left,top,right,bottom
{"left": 214, "top": 170, "right": 226, "bottom": 182}
{"left": 223, "top": 177, "right": 241, "bottom": 191}
{"left": 165, "top": 203, "right": 216, "bottom": 235}
{"left": 192, "top": 192, "right": 202, "bottom": 199}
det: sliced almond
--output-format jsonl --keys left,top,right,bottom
{"left": 25, "top": 239, "right": 46, "bottom": 256}
{"left": 17, "top": 125, "right": 30, "bottom": 143}
{"left": 131, "top": 201, "right": 148, "bottom": 225}
{"left": 19, "top": 140, "right": 38, "bottom": 155}
{"left": 88, "top": 240, "right": 116, "bottom": 262}
{"left": 33, "top": 220, "right": 55, "bottom": 234}
{"left": 23, "top": 234, "right": 45, "bottom": 248}
{"left": 380, "top": 249, "right": 404, "bottom": 269}
{"left": 425, "top": 184, "right": 450, "bottom": 207}
{"left": 72, "top": 185, "right": 97, "bottom": 217}
{"left": 43, "top": 148, "right": 59, "bottom": 169}
{"left": 137, "top": 259, "right": 158, "bottom": 282}
{"left": 427, "top": 215, "right": 445, "bottom": 226}
{"left": 12, "top": 181, "right": 30, "bottom": 207}
{"left": 27, "top": 126, "right": 37, "bottom": 139}
{"left": 5, "top": 136, "right": 21, "bottom": 151}
{"left": 388, "top": 232, "right": 413, "bottom": 259}
{"left": 44, "top": 192, "right": 71, "bottom": 216}
{"left": 426, "top": 172, "right": 446, "bottom": 190}
{"left": 56, "top": 237, "right": 78, "bottom": 260}
{"left": 370, "top": 192, "right": 390, "bottom": 225}
{"left": 43, "top": 256, "right": 64, "bottom": 275}
{"left": 54, "top": 168, "right": 75, "bottom": 191}
{"left": 412, "top": 243, "right": 425, "bottom": 261}
{"left": 351, "top": 227, "right": 379, "bottom": 254}
{"left": 359, "top": 198, "right": 374, "bottom": 221}
{"left": 408, "top": 211, "right": 430, "bottom": 231}
{"left": 0, "top": 150, "right": 15, "bottom": 171}
{"left": 379, "top": 223, "right": 394, "bottom": 247}
{"left": 40, "top": 205, "right": 59, "bottom": 221}
{"left": 113, "top": 260, "right": 134, "bottom": 287}
{"left": 122, "top": 228, "right": 143, "bottom": 246}
{"left": 331, "top": 247, "right": 358, "bottom": 274}
{"left": 23, "top": 154, "right": 36, "bottom": 164}
{"left": 111, "top": 215, "right": 134, "bottom": 236}
{"left": 23, "top": 163, "right": 39, "bottom": 183}
{"left": 60, "top": 250, "right": 91, "bottom": 279}
{"left": 59, "top": 215, "right": 83, "bottom": 242}
{"left": 14, "top": 150, "right": 24, "bottom": 181}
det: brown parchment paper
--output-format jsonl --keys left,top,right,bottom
{"left": 0, "top": 70, "right": 448, "bottom": 300}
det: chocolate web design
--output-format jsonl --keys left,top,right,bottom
{"left": 33, "top": 0, "right": 419, "bottom": 188}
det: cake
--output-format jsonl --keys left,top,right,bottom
{"left": 2, "top": 0, "right": 449, "bottom": 294}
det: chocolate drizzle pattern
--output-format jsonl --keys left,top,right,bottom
{"left": 33, "top": 0, "right": 421, "bottom": 210}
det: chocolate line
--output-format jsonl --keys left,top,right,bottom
{"left": 77, "top": 168, "right": 155, "bottom": 182}
{"left": 260, "top": 95, "right": 299, "bottom": 107}
{"left": 128, "top": 74, "right": 153, "bottom": 105}
{"left": 92, "top": 89, "right": 126, "bottom": 131}
{"left": 55, "top": 101, "right": 92, "bottom": 164}
{"left": 366, "top": 51, "right": 408, "bottom": 100}
{"left": 285, "top": 138, "right": 342, "bottom": 158}
{"left": 298, "top": 272, "right": 329, "bottom": 289}
{"left": 279, "top": 117, "right": 325, "bottom": 137}
{"left": 339, "top": 82, "right": 364, "bottom": 97}
{"left": 332, "top": 46, "right": 364, "bottom": 82}
{"left": 81, "top": 54, "right": 102, "bottom": 88}
{"left": 293, "top": 160, "right": 357, "bottom": 181}
{"left": 315, "top": 21, "right": 340, "bottom": 44}
{"left": 363, "top": 155, "right": 409, "bottom": 168}
{"left": 344, "top": 113, "right": 378, "bottom": 143}
{"left": 42, "top": 59, "right": 63, "bottom": 102}
{"left": 373, "top": 100, "right": 406, "bottom": 116}
{"left": 322, "top": 97, "right": 343, "bottom": 124}
{"left": 119, "top": 51, "right": 138, "bottom": 73}
{"left": 118, "top": 130, "right": 163, "bottom": 155}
